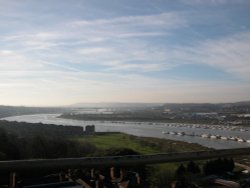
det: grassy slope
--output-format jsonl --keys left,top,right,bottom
{"left": 73, "top": 133, "right": 209, "bottom": 154}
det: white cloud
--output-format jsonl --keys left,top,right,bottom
{"left": 115, "top": 32, "right": 167, "bottom": 38}
{"left": 78, "top": 47, "right": 112, "bottom": 55}
{"left": 1, "top": 32, "right": 63, "bottom": 50}
{"left": 181, "top": 0, "right": 245, "bottom": 5}
{"left": 0, "top": 50, "right": 13, "bottom": 55}
{"left": 171, "top": 32, "right": 250, "bottom": 78}
{"left": 68, "top": 12, "right": 186, "bottom": 41}
{"left": 72, "top": 12, "right": 185, "bottom": 28}
{"left": 71, "top": 31, "right": 250, "bottom": 75}
{"left": 105, "top": 61, "right": 166, "bottom": 72}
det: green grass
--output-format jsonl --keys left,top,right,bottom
{"left": 73, "top": 133, "right": 159, "bottom": 154}
{"left": 72, "top": 132, "right": 209, "bottom": 154}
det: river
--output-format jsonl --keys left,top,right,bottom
{"left": 2, "top": 114, "right": 250, "bottom": 149}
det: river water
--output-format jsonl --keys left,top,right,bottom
{"left": 2, "top": 114, "right": 250, "bottom": 149}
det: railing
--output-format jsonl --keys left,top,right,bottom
{"left": 1, "top": 147, "right": 250, "bottom": 187}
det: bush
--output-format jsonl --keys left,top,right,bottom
{"left": 203, "top": 158, "right": 235, "bottom": 175}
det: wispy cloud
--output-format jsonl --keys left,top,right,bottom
{"left": 68, "top": 12, "right": 186, "bottom": 41}
{"left": 72, "top": 12, "right": 185, "bottom": 28}
{"left": 169, "top": 32, "right": 250, "bottom": 78}
{"left": 78, "top": 47, "right": 112, "bottom": 55}
{"left": 0, "top": 50, "right": 13, "bottom": 55}
{"left": 0, "top": 11, "right": 186, "bottom": 71}
{"left": 181, "top": 0, "right": 246, "bottom": 5}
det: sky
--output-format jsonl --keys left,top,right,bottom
{"left": 0, "top": 0, "right": 250, "bottom": 106}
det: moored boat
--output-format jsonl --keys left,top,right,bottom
{"left": 237, "top": 138, "right": 246, "bottom": 142}
{"left": 201, "top": 134, "right": 210, "bottom": 138}
{"left": 221, "top": 136, "right": 228, "bottom": 140}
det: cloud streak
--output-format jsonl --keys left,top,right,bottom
{"left": 168, "top": 32, "right": 250, "bottom": 78}
{"left": 181, "top": 0, "right": 246, "bottom": 5}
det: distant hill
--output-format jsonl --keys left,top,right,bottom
{"left": 69, "top": 102, "right": 163, "bottom": 109}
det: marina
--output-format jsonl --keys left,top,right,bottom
{"left": 163, "top": 131, "right": 250, "bottom": 143}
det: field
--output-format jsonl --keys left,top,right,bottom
{"left": 72, "top": 132, "right": 209, "bottom": 155}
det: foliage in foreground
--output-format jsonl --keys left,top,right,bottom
{"left": 0, "top": 127, "right": 96, "bottom": 160}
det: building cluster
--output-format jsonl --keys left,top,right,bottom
{"left": 162, "top": 109, "right": 250, "bottom": 125}
{"left": 84, "top": 125, "right": 95, "bottom": 135}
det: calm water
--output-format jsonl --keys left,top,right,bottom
{"left": 2, "top": 114, "right": 250, "bottom": 149}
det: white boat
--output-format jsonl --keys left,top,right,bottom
{"left": 201, "top": 134, "right": 210, "bottom": 138}
{"left": 246, "top": 140, "right": 250, "bottom": 143}
{"left": 237, "top": 138, "right": 245, "bottom": 142}
{"left": 169, "top": 131, "right": 177, "bottom": 135}
{"left": 162, "top": 131, "right": 169, "bottom": 134}
{"left": 210, "top": 135, "right": 218, "bottom": 139}
{"left": 229, "top": 137, "right": 237, "bottom": 141}
{"left": 177, "top": 132, "right": 185, "bottom": 136}
{"left": 216, "top": 135, "right": 221, "bottom": 139}
{"left": 221, "top": 136, "right": 228, "bottom": 140}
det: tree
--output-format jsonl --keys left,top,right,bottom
{"left": 175, "top": 164, "right": 186, "bottom": 179}
{"left": 228, "top": 158, "right": 235, "bottom": 171}
{"left": 203, "top": 158, "right": 234, "bottom": 175}
{"left": 187, "top": 161, "right": 201, "bottom": 174}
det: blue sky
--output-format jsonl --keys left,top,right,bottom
{"left": 0, "top": 0, "right": 250, "bottom": 106}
